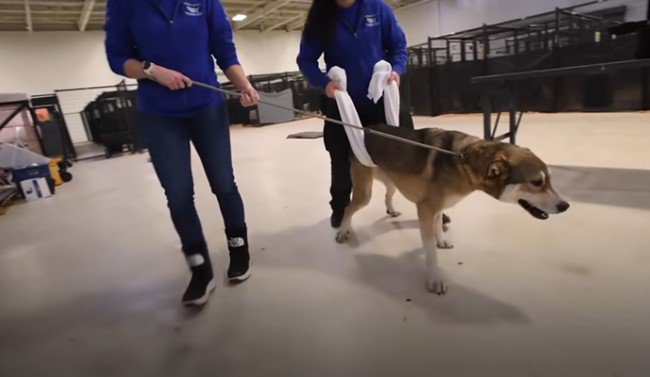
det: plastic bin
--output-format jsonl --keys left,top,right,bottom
{"left": 0, "top": 143, "right": 51, "bottom": 169}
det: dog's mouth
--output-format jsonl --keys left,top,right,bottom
{"left": 518, "top": 199, "right": 549, "bottom": 220}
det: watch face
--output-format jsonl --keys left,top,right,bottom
{"left": 143, "top": 61, "right": 151, "bottom": 70}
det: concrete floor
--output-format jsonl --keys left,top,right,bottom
{"left": 1, "top": 113, "right": 649, "bottom": 377}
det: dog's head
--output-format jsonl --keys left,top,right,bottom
{"left": 474, "top": 143, "right": 569, "bottom": 220}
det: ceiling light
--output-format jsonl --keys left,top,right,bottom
{"left": 232, "top": 14, "right": 247, "bottom": 22}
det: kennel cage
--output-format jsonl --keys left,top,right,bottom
{"left": 77, "top": 81, "right": 141, "bottom": 158}
{"left": 30, "top": 94, "right": 77, "bottom": 161}
{"left": 221, "top": 72, "right": 322, "bottom": 125}
{"left": 405, "top": 0, "right": 649, "bottom": 115}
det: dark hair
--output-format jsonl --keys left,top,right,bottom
{"left": 303, "top": 0, "right": 338, "bottom": 46}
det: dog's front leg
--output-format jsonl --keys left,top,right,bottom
{"left": 434, "top": 213, "right": 453, "bottom": 249}
{"left": 417, "top": 203, "right": 448, "bottom": 295}
{"left": 336, "top": 161, "right": 374, "bottom": 243}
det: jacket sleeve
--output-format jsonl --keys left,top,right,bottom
{"left": 296, "top": 35, "right": 330, "bottom": 89}
{"left": 104, "top": 0, "right": 137, "bottom": 76}
{"left": 380, "top": 2, "right": 407, "bottom": 75}
{"left": 208, "top": 0, "right": 241, "bottom": 72}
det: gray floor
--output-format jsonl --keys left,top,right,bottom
{"left": 1, "top": 113, "right": 649, "bottom": 377}
{"left": 73, "top": 141, "right": 107, "bottom": 160}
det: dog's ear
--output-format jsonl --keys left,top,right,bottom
{"left": 486, "top": 157, "right": 509, "bottom": 180}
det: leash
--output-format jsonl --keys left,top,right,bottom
{"left": 191, "top": 80, "right": 464, "bottom": 158}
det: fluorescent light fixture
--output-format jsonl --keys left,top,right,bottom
{"left": 232, "top": 14, "right": 247, "bottom": 22}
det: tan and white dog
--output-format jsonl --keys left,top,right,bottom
{"left": 336, "top": 124, "right": 569, "bottom": 295}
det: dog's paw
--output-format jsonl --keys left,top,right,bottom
{"left": 386, "top": 209, "right": 402, "bottom": 218}
{"left": 426, "top": 280, "right": 449, "bottom": 295}
{"left": 436, "top": 239, "right": 454, "bottom": 249}
{"left": 335, "top": 229, "right": 351, "bottom": 244}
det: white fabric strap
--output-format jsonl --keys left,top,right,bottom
{"left": 367, "top": 60, "right": 400, "bottom": 127}
{"left": 327, "top": 66, "right": 376, "bottom": 167}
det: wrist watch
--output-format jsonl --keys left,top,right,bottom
{"left": 142, "top": 61, "right": 155, "bottom": 76}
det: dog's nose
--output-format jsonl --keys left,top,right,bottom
{"left": 557, "top": 201, "right": 570, "bottom": 213}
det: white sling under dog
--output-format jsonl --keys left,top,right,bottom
{"left": 367, "top": 60, "right": 401, "bottom": 127}
{"left": 327, "top": 60, "right": 400, "bottom": 168}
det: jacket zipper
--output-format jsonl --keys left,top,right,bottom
{"left": 176, "top": 0, "right": 188, "bottom": 105}
{"left": 147, "top": 0, "right": 183, "bottom": 25}
{"left": 147, "top": 0, "right": 188, "bottom": 104}
{"left": 170, "top": 0, "right": 184, "bottom": 25}
{"left": 340, "top": 2, "right": 368, "bottom": 39}
{"left": 341, "top": 2, "right": 369, "bottom": 76}
{"left": 341, "top": 20, "right": 357, "bottom": 38}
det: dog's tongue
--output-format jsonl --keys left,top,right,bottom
{"left": 518, "top": 200, "right": 549, "bottom": 220}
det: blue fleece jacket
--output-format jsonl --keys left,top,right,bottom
{"left": 296, "top": 0, "right": 407, "bottom": 106}
{"left": 104, "top": 0, "right": 240, "bottom": 117}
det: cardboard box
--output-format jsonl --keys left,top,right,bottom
{"left": 11, "top": 164, "right": 53, "bottom": 202}
{"left": 19, "top": 178, "right": 52, "bottom": 201}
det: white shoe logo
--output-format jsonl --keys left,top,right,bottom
{"left": 228, "top": 237, "right": 245, "bottom": 248}
{"left": 186, "top": 254, "right": 205, "bottom": 267}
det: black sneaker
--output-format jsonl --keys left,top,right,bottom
{"left": 182, "top": 256, "right": 216, "bottom": 306}
{"left": 330, "top": 209, "right": 345, "bottom": 228}
{"left": 227, "top": 228, "right": 251, "bottom": 282}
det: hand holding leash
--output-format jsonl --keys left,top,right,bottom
{"left": 150, "top": 65, "right": 193, "bottom": 91}
{"left": 239, "top": 84, "right": 260, "bottom": 107}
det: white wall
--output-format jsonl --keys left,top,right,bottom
{"left": 1, "top": 1, "right": 646, "bottom": 89}
{"left": 397, "top": 0, "right": 648, "bottom": 45}
{"left": 0, "top": 30, "right": 302, "bottom": 95}
{"left": 0, "top": 29, "right": 303, "bottom": 142}
{"left": 0, "top": 32, "right": 130, "bottom": 95}
{"left": 233, "top": 30, "right": 302, "bottom": 76}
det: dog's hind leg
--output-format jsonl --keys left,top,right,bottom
{"left": 434, "top": 212, "right": 453, "bottom": 249}
{"left": 375, "top": 170, "right": 401, "bottom": 218}
{"left": 417, "top": 202, "right": 448, "bottom": 295}
{"left": 336, "top": 160, "right": 374, "bottom": 243}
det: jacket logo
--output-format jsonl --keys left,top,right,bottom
{"left": 364, "top": 14, "right": 379, "bottom": 27}
{"left": 183, "top": 2, "right": 203, "bottom": 16}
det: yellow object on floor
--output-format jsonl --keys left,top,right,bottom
{"left": 49, "top": 158, "right": 63, "bottom": 186}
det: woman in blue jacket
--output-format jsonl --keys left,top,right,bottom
{"left": 105, "top": 0, "right": 259, "bottom": 306}
{"left": 297, "top": 0, "right": 412, "bottom": 228}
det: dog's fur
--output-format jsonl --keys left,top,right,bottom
{"left": 336, "top": 124, "right": 569, "bottom": 295}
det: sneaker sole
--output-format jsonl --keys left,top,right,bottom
{"left": 228, "top": 267, "right": 252, "bottom": 282}
{"left": 182, "top": 279, "right": 217, "bottom": 306}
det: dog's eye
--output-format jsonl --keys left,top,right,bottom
{"left": 530, "top": 179, "right": 544, "bottom": 187}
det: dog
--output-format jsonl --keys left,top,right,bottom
{"left": 335, "top": 123, "right": 570, "bottom": 295}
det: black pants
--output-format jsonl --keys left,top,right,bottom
{"left": 321, "top": 96, "right": 414, "bottom": 214}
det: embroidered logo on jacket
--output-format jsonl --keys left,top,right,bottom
{"left": 184, "top": 2, "right": 203, "bottom": 16}
{"left": 364, "top": 14, "right": 379, "bottom": 27}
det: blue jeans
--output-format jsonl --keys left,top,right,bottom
{"left": 138, "top": 104, "right": 246, "bottom": 255}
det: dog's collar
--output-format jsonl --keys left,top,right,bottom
{"left": 458, "top": 141, "right": 480, "bottom": 161}
{"left": 456, "top": 142, "right": 484, "bottom": 186}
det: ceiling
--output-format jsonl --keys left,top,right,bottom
{"left": 0, "top": 0, "right": 430, "bottom": 32}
